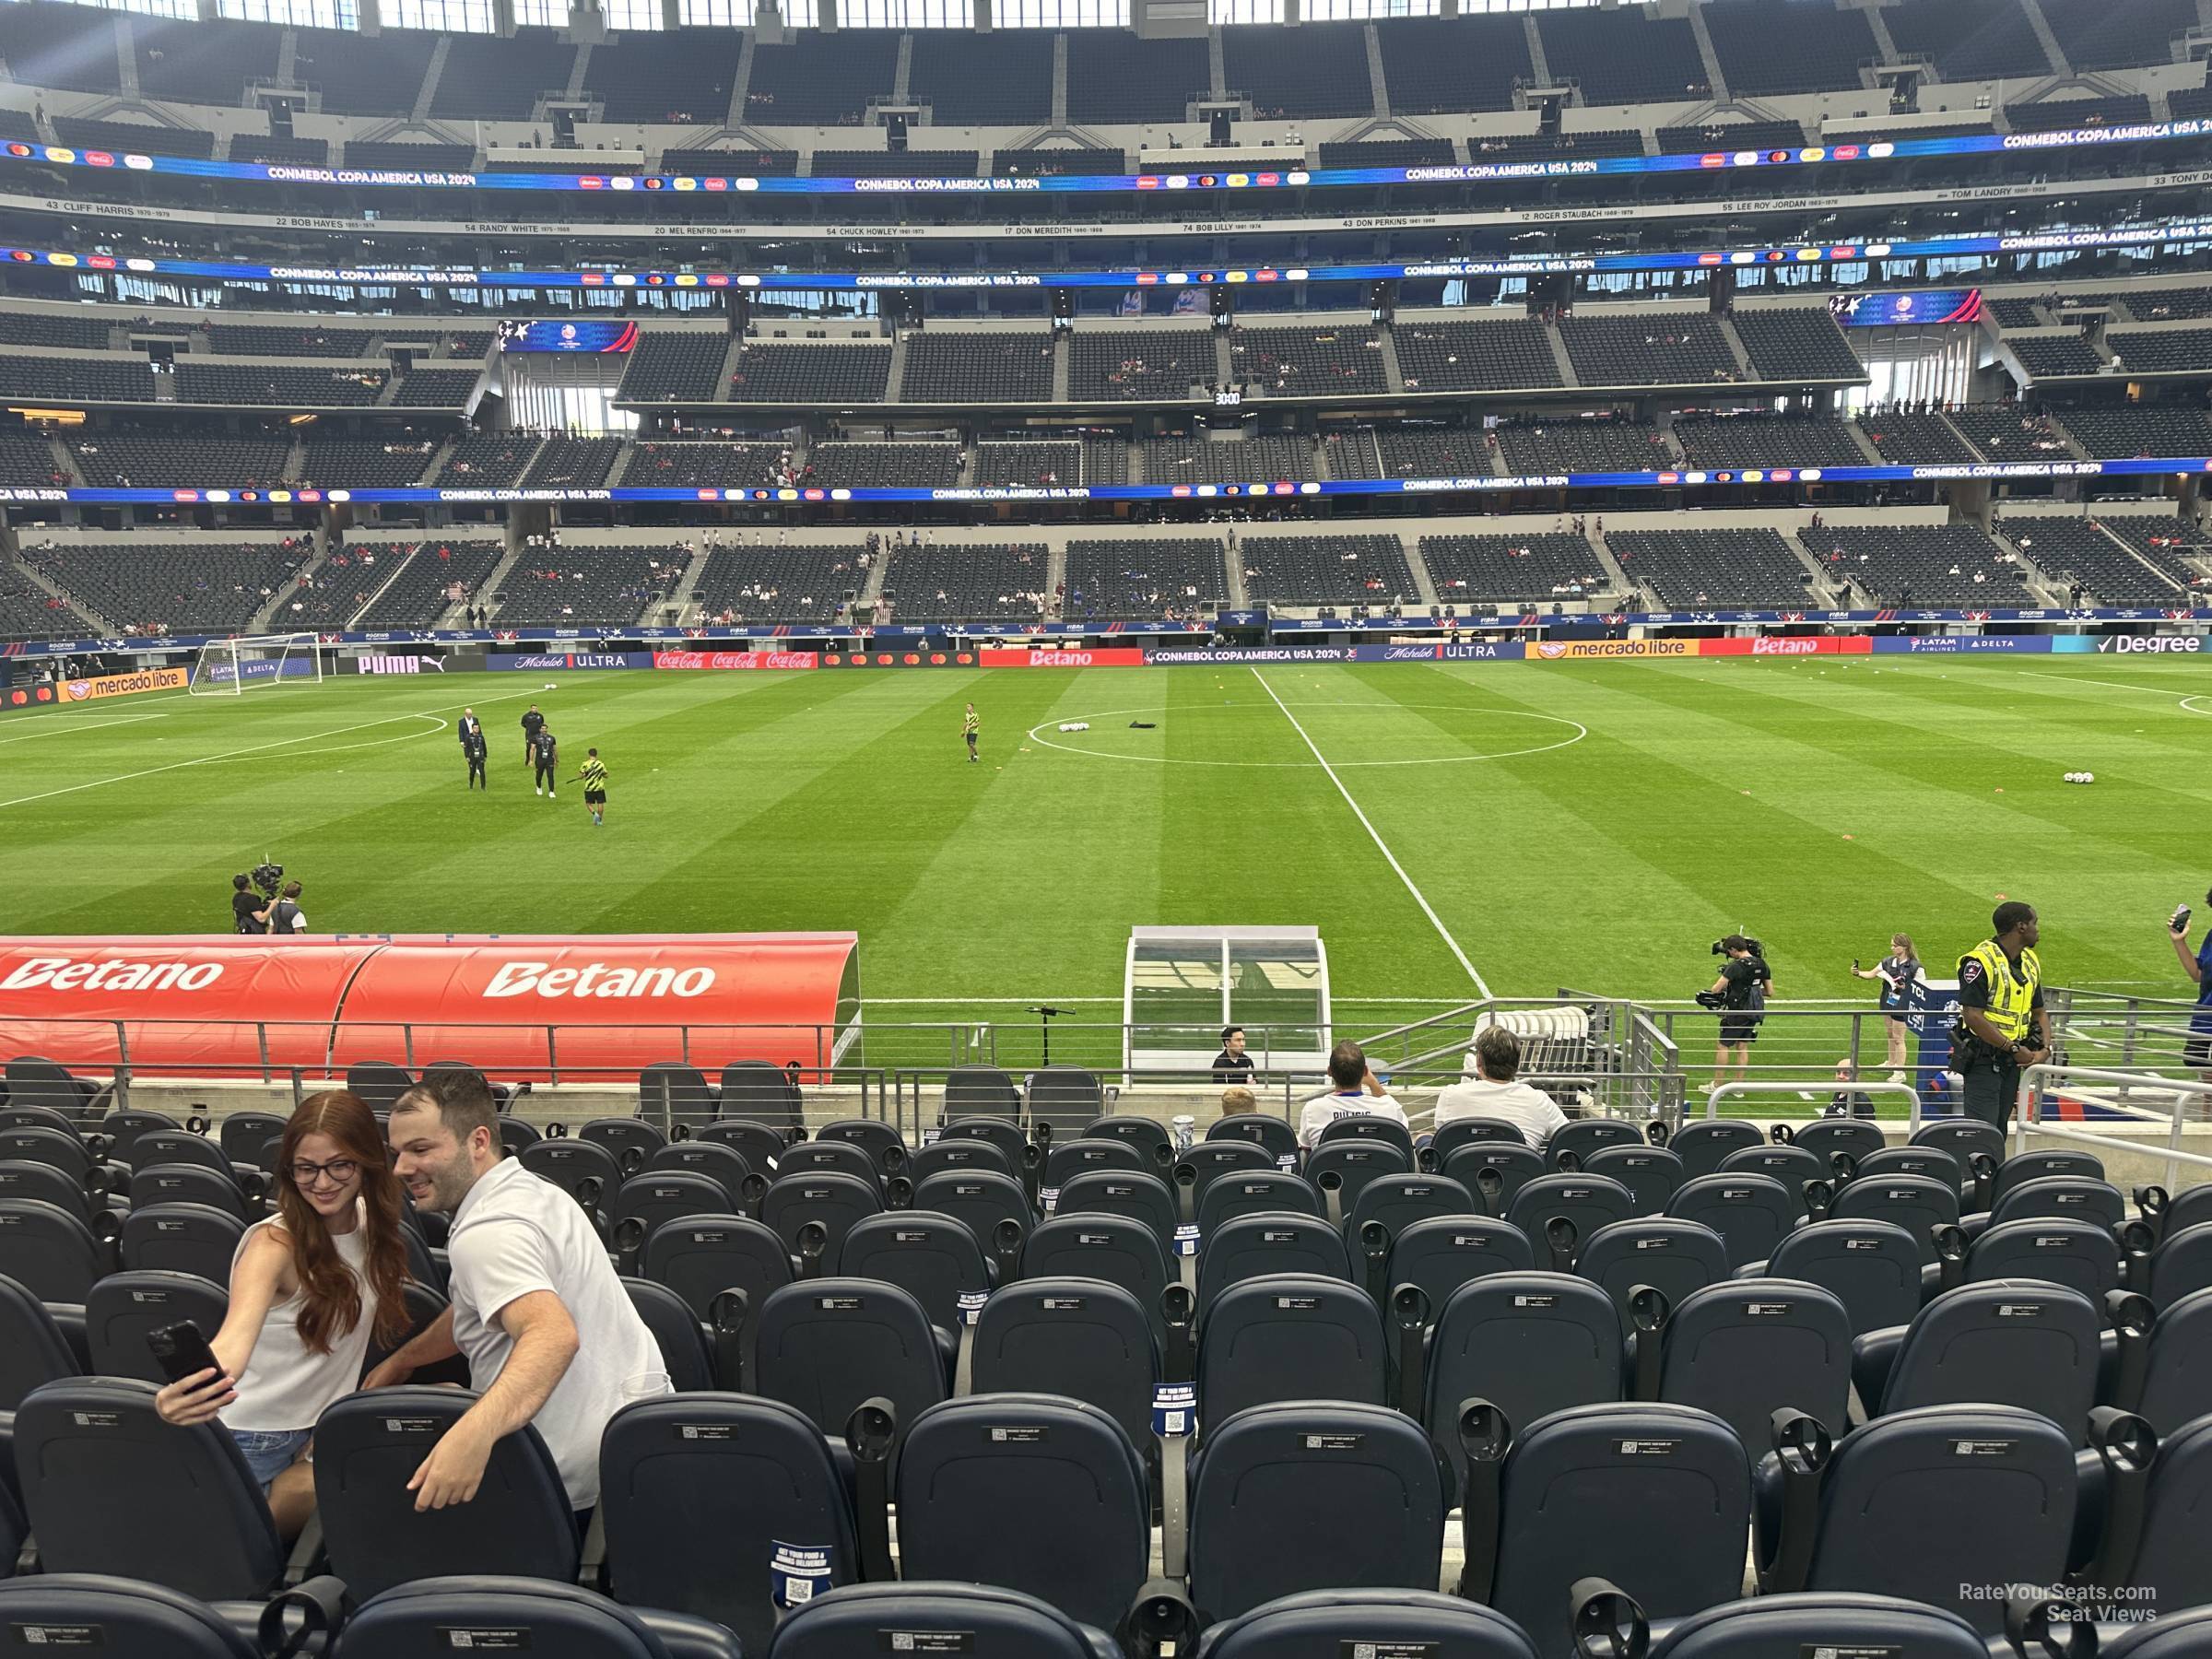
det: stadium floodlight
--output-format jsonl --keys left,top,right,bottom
{"left": 1124, "top": 924, "right": 1331, "bottom": 1084}
{"left": 188, "top": 632, "right": 325, "bottom": 697}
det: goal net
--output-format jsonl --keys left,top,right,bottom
{"left": 188, "top": 633, "right": 325, "bottom": 696}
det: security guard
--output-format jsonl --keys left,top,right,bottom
{"left": 1954, "top": 900, "right": 2051, "bottom": 1131}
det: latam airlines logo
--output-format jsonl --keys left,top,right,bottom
{"left": 482, "top": 961, "right": 717, "bottom": 998}
{"left": 1, "top": 957, "right": 224, "bottom": 992}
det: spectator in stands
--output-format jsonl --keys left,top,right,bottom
{"left": 370, "top": 1067, "right": 669, "bottom": 1517}
{"left": 1211, "top": 1024, "right": 1255, "bottom": 1084}
{"left": 1297, "top": 1040, "right": 1408, "bottom": 1148}
{"left": 231, "top": 872, "right": 269, "bottom": 935}
{"left": 152, "top": 1090, "right": 410, "bottom": 1543}
{"left": 1219, "top": 1084, "right": 1257, "bottom": 1120}
{"left": 1430, "top": 1025, "right": 1567, "bottom": 1148}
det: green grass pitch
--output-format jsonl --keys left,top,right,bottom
{"left": 1, "top": 654, "right": 2205, "bottom": 1067}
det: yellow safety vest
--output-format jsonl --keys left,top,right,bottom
{"left": 1960, "top": 939, "right": 2041, "bottom": 1042}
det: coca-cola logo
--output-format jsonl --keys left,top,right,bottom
{"left": 653, "top": 650, "right": 818, "bottom": 671}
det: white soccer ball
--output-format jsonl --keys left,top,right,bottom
{"left": 545, "top": 682, "right": 558, "bottom": 689}
{"left": 2084, "top": 771, "right": 2095, "bottom": 784}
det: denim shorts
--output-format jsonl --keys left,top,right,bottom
{"left": 231, "top": 1427, "right": 312, "bottom": 1489}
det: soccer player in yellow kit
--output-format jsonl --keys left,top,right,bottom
{"left": 571, "top": 747, "right": 609, "bottom": 827}
{"left": 963, "top": 702, "right": 979, "bottom": 764}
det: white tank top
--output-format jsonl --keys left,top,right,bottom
{"left": 221, "top": 1215, "right": 379, "bottom": 1433}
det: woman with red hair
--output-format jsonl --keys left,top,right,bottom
{"left": 153, "top": 1089, "right": 410, "bottom": 1540}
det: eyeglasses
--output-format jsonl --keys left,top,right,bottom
{"left": 289, "top": 1158, "right": 360, "bottom": 1188}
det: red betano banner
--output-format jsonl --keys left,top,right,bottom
{"left": 1697, "top": 636, "right": 1874, "bottom": 656}
{"left": 979, "top": 648, "right": 1147, "bottom": 668}
{"left": 0, "top": 933, "right": 858, "bottom": 1083}
{"left": 653, "top": 650, "right": 819, "bottom": 671}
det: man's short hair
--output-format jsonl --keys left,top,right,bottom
{"left": 1993, "top": 900, "right": 2037, "bottom": 936}
{"left": 1721, "top": 934, "right": 1754, "bottom": 954}
{"left": 1327, "top": 1040, "right": 1367, "bottom": 1091}
{"left": 232, "top": 874, "right": 250, "bottom": 891}
{"left": 1220, "top": 1086, "right": 1256, "bottom": 1114}
{"left": 280, "top": 880, "right": 301, "bottom": 899}
{"left": 1474, "top": 1026, "right": 1520, "bottom": 1082}
{"left": 393, "top": 1065, "right": 500, "bottom": 1153}
{"left": 1221, "top": 1025, "right": 1243, "bottom": 1046}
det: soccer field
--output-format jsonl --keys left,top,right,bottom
{"left": 2, "top": 655, "right": 2206, "bottom": 1044}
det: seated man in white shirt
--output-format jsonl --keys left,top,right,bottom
{"left": 1298, "top": 1040, "right": 1411, "bottom": 1149}
{"left": 1430, "top": 1026, "right": 1569, "bottom": 1149}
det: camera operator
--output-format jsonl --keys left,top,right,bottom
{"left": 1700, "top": 935, "right": 1772, "bottom": 1098}
{"left": 231, "top": 874, "right": 269, "bottom": 935}
{"left": 1954, "top": 901, "right": 2049, "bottom": 1132}
{"left": 2166, "top": 890, "right": 2212, "bottom": 1111}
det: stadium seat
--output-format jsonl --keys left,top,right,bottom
{"left": 16, "top": 1377, "right": 284, "bottom": 1598}
{"left": 2136, "top": 1288, "right": 2212, "bottom": 1435}
{"left": 1907, "top": 1119, "right": 2006, "bottom": 1174}
{"left": 1755, "top": 1218, "right": 1925, "bottom": 1336}
{"left": 582, "top": 1116, "right": 669, "bottom": 1179}
{"left": 641, "top": 1212, "right": 790, "bottom": 1379}
{"left": 1021, "top": 1214, "right": 1175, "bottom": 1338}
{"left": 1718, "top": 1144, "right": 1825, "bottom": 1191}
{"left": 520, "top": 1139, "right": 623, "bottom": 1215}
{"left": 752, "top": 1278, "right": 947, "bottom": 1443}
{"left": 1054, "top": 1169, "right": 1178, "bottom": 1252}
{"left": 1042, "top": 1137, "right": 1148, "bottom": 1195}
{"left": 94, "top": 1111, "right": 178, "bottom": 1163}
{"left": 0, "top": 1265, "right": 80, "bottom": 1404}
{"left": 1315, "top": 1114, "right": 1416, "bottom": 1161}
{"left": 766, "top": 1583, "right": 1120, "bottom": 1659}
{"left": 345, "top": 1060, "right": 415, "bottom": 1112}
{"left": 697, "top": 1116, "right": 790, "bottom": 1174}
{"left": 718, "top": 1062, "right": 804, "bottom": 1135}
{"left": 614, "top": 1172, "right": 734, "bottom": 1270}
{"left": 1345, "top": 1173, "right": 1475, "bottom": 1246}
{"left": 86, "top": 1269, "right": 227, "bottom": 1383}
{"left": 1195, "top": 1171, "right": 1320, "bottom": 1237}
{"left": 0, "top": 1197, "right": 108, "bottom": 1302}
{"left": 778, "top": 1140, "right": 887, "bottom": 1196}
{"left": 218, "top": 1112, "right": 287, "bottom": 1170}
{"left": 637, "top": 1065, "right": 719, "bottom": 1133}
{"left": 1788, "top": 1120, "right": 1887, "bottom": 1167}
{"left": 131, "top": 1165, "right": 250, "bottom": 1221}
{"left": 1486, "top": 1402, "right": 1752, "bottom": 1658}
{"left": 897, "top": 1394, "right": 1149, "bottom": 1633}
{"left": 1303, "top": 1141, "right": 1410, "bottom": 1221}
{"left": 1547, "top": 1118, "right": 1644, "bottom": 1170}
{"left": 1963, "top": 1217, "right": 2122, "bottom": 1300}
{"left": 128, "top": 1130, "right": 241, "bottom": 1188}
{"left": 1187, "top": 1401, "right": 1444, "bottom": 1623}
{"left": 1177, "top": 1141, "right": 1283, "bottom": 1215}
{"left": 1198, "top": 1272, "right": 1385, "bottom": 1423}
{"left": 1504, "top": 1173, "right": 1634, "bottom": 1266}
{"left": 815, "top": 1119, "right": 908, "bottom": 1177}
{"left": 1197, "top": 1213, "right": 1352, "bottom": 1311}
{"left": 601, "top": 1394, "right": 858, "bottom": 1652}
{"left": 1209, "top": 1113, "right": 1300, "bottom": 1167}
{"left": 1427, "top": 1120, "right": 1529, "bottom": 1168}
{"left": 1424, "top": 1272, "right": 1623, "bottom": 1488}
{"left": 1089, "top": 1114, "right": 1178, "bottom": 1169}
{"left": 2159, "top": 1182, "right": 2212, "bottom": 1238}
{"left": 500, "top": 1118, "right": 544, "bottom": 1156}
{"left": 643, "top": 1141, "right": 757, "bottom": 1213}
{"left": 0, "top": 1102, "right": 80, "bottom": 1142}
{"left": 0, "top": 1158, "right": 100, "bottom": 1227}
{"left": 1666, "top": 1173, "right": 1800, "bottom": 1271}
{"left": 969, "top": 1277, "right": 1158, "bottom": 1451}
{"left": 1992, "top": 1151, "right": 2105, "bottom": 1206}
{"left": 1192, "top": 1589, "right": 1541, "bottom": 1659}
{"left": 0, "top": 1125, "right": 98, "bottom": 1184}
{"left": 1583, "top": 1145, "right": 1684, "bottom": 1216}
{"left": 315, "top": 1387, "right": 579, "bottom": 1599}
{"left": 838, "top": 1210, "right": 994, "bottom": 1334}
{"left": 1444, "top": 1142, "right": 1547, "bottom": 1215}
{"left": 4, "top": 1059, "right": 100, "bottom": 1120}
{"left": 2124, "top": 1409, "right": 2212, "bottom": 1611}
{"left": 1987, "top": 1175, "right": 2126, "bottom": 1231}
{"left": 762, "top": 1171, "right": 884, "bottom": 1271}
{"left": 1386, "top": 1216, "right": 1535, "bottom": 1314}
{"left": 1026, "top": 1066, "right": 1106, "bottom": 1135}
{"left": 907, "top": 1137, "right": 1018, "bottom": 1186}
{"left": 0, "top": 1576, "right": 264, "bottom": 1659}
{"left": 1830, "top": 1174, "right": 1959, "bottom": 1265}
{"left": 1777, "top": 1404, "right": 2084, "bottom": 1632}
{"left": 935, "top": 1120, "right": 1036, "bottom": 1182}
{"left": 1669, "top": 1121, "right": 1766, "bottom": 1180}
{"left": 1853, "top": 1145, "right": 1964, "bottom": 1191}
{"left": 2148, "top": 1221, "right": 2212, "bottom": 1312}
{"left": 2106, "top": 1606, "right": 2212, "bottom": 1659}
{"left": 1860, "top": 1280, "right": 2100, "bottom": 1438}
{"left": 1655, "top": 1279, "right": 1853, "bottom": 1452}
{"left": 943, "top": 1066, "right": 1023, "bottom": 1122}
{"left": 908, "top": 1171, "right": 1029, "bottom": 1262}
{"left": 338, "top": 1577, "right": 740, "bottom": 1659}
{"left": 1599, "top": 1590, "right": 1992, "bottom": 1659}
{"left": 1577, "top": 1218, "right": 1730, "bottom": 1323}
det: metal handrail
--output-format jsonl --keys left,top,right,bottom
{"left": 1705, "top": 1078, "right": 1924, "bottom": 1125}
{"left": 2015, "top": 1062, "right": 2212, "bottom": 1192}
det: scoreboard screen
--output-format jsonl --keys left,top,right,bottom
{"left": 1829, "top": 289, "right": 1984, "bottom": 327}
{"left": 498, "top": 319, "right": 639, "bottom": 352}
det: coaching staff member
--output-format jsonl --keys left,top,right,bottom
{"left": 1212, "top": 1026, "right": 1255, "bottom": 1084}
{"left": 521, "top": 703, "right": 545, "bottom": 767}
{"left": 1955, "top": 900, "right": 2049, "bottom": 1132}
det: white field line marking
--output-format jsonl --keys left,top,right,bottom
{"left": 863, "top": 995, "right": 1488, "bottom": 1006}
{"left": 0, "top": 688, "right": 536, "bottom": 811}
{"left": 0, "top": 710, "right": 172, "bottom": 747}
{"left": 1251, "top": 667, "right": 1490, "bottom": 997}
{"left": 2019, "top": 671, "right": 2206, "bottom": 699}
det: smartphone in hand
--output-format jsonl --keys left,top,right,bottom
{"left": 146, "top": 1320, "right": 225, "bottom": 1388}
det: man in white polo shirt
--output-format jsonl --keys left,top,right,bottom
{"left": 1298, "top": 1040, "right": 1411, "bottom": 1149}
{"left": 369, "top": 1067, "right": 667, "bottom": 1515}
{"left": 1432, "top": 1026, "right": 1568, "bottom": 1149}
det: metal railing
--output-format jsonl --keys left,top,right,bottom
{"left": 2016, "top": 1062, "right": 2212, "bottom": 1193}
{"left": 1704, "top": 1078, "right": 1924, "bottom": 1127}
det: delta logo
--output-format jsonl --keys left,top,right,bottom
{"left": 1287, "top": 171, "right": 1311, "bottom": 184}
{"left": 124, "top": 154, "right": 152, "bottom": 170}
{"left": 1165, "top": 175, "right": 1191, "bottom": 190}
{"left": 1733, "top": 151, "right": 1759, "bottom": 166}
{"left": 85, "top": 151, "right": 114, "bottom": 168}
{"left": 734, "top": 177, "right": 759, "bottom": 191}
{"left": 611, "top": 176, "right": 637, "bottom": 191}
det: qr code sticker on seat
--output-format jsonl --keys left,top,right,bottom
{"left": 893, "top": 1637, "right": 914, "bottom": 1652}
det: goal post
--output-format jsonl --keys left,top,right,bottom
{"left": 188, "top": 633, "right": 326, "bottom": 696}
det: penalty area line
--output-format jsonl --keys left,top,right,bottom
{"left": 1250, "top": 667, "right": 1490, "bottom": 998}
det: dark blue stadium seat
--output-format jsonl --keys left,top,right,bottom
{"left": 601, "top": 1394, "right": 857, "bottom": 1653}
{"left": 1637, "top": 1592, "right": 1990, "bottom": 1659}
{"left": 1021, "top": 1215, "right": 1174, "bottom": 1338}
{"left": 1718, "top": 1144, "right": 1825, "bottom": 1191}
{"left": 1187, "top": 1401, "right": 1444, "bottom": 1623}
{"left": 0, "top": 1159, "right": 95, "bottom": 1227}
{"left": 1987, "top": 1176, "right": 2124, "bottom": 1231}
{"left": 752, "top": 1278, "right": 947, "bottom": 1444}
{"left": 2150, "top": 1221, "right": 2212, "bottom": 1312}
{"left": 2106, "top": 1607, "right": 2212, "bottom": 1659}
{"left": 1304, "top": 1142, "right": 1410, "bottom": 1220}
{"left": 315, "top": 1387, "right": 579, "bottom": 1599}
{"left": 2126, "top": 1409, "right": 2212, "bottom": 1613}
{"left": 0, "top": 1577, "right": 261, "bottom": 1659}
{"left": 1547, "top": 1119, "right": 1644, "bottom": 1171}
{"left": 1667, "top": 1173, "right": 1799, "bottom": 1271}
{"left": 1192, "top": 1589, "right": 1541, "bottom": 1659}
{"left": 1853, "top": 1146, "right": 1963, "bottom": 1190}
{"left": 1041, "top": 1137, "right": 1147, "bottom": 1194}
{"left": 641, "top": 1212, "right": 790, "bottom": 1382}
{"left": 897, "top": 1394, "right": 1148, "bottom": 1633}
{"left": 1991, "top": 1151, "right": 2104, "bottom": 1206}
{"left": 837, "top": 1210, "right": 993, "bottom": 1335}
{"left": 1578, "top": 1218, "right": 1729, "bottom": 1323}
{"left": 339, "top": 1577, "right": 739, "bottom": 1659}
{"left": 1088, "top": 1115, "right": 1178, "bottom": 1170}
{"left": 1424, "top": 1272, "right": 1621, "bottom": 1487}
{"left": 1429, "top": 1119, "right": 1528, "bottom": 1162}
{"left": 2137, "top": 1288, "right": 2212, "bottom": 1436}
{"left": 1208, "top": 1113, "right": 1300, "bottom": 1167}
{"left": 118, "top": 1202, "right": 243, "bottom": 1285}
{"left": 1053, "top": 1170, "right": 1178, "bottom": 1253}
{"left": 1198, "top": 1212, "right": 1350, "bottom": 1311}
{"left": 814, "top": 1119, "right": 907, "bottom": 1178}
{"left": 1757, "top": 1218, "right": 1924, "bottom": 1336}
{"left": 1346, "top": 1174, "right": 1475, "bottom": 1244}
{"left": 1315, "top": 1113, "right": 1416, "bottom": 1161}
{"left": 766, "top": 1583, "right": 1119, "bottom": 1659}
{"left": 1907, "top": 1119, "right": 2005, "bottom": 1176}
{"left": 131, "top": 1165, "right": 248, "bottom": 1222}
{"left": 907, "top": 1138, "right": 1018, "bottom": 1187}
{"left": 1505, "top": 1174, "right": 1634, "bottom": 1266}
{"left": 698, "top": 1116, "right": 791, "bottom": 1174}
{"left": 623, "top": 1278, "right": 715, "bottom": 1394}
{"left": 1789, "top": 1120, "right": 1887, "bottom": 1168}
{"left": 1198, "top": 1273, "right": 1386, "bottom": 1423}
{"left": 0, "top": 1198, "right": 106, "bottom": 1303}
{"left": 86, "top": 1269, "right": 227, "bottom": 1384}
{"left": 763, "top": 1172, "right": 884, "bottom": 1269}
{"left": 16, "top": 1377, "right": 283, "bottom": 1598}
{"left": 521, "top": 1139, "right": 624, "bottom": 1212}
{"left": 1657, "top": 1279, "right": 1853, "bottom": 1451}
{"left": 1196, "top": 1171, "right": 1319, "bottom": 1237}
{"left": 969, "top": 1277, "right": 1157, "bottom": 1451}
{"left": 615, "top": 1172, "right": 733, "bottom": 1267}
{"left": 907, "top": 1171, "right": 1029, "bottom": 1263}
{"left": 1444, "top": 1142, "right": 1547, "bottom": 1215}
{"left": 1964, "top": 1217, "right": 2122, "bottom": 1300}
{"left": 1669, "top": 1121, "right": 1765, "bottom": 1180}
{"left": 1583, "top": 1146, "right": 1684, "bottom": 1216}
{"left": 1386, "top": 1216, "right": 1535, "bottom": 1315}
{"left": 643, "top": 1141, "right": 756, "bottom": 1213}
{"left": 1830, "top": 1174, "right": 1958, "bottom": 1265}
{"left": 777, "top": 1140, "right": 885, "bottom": 1196}
{"left": 1864, "top": 1280, "right": 2100, "bottom": 1443}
